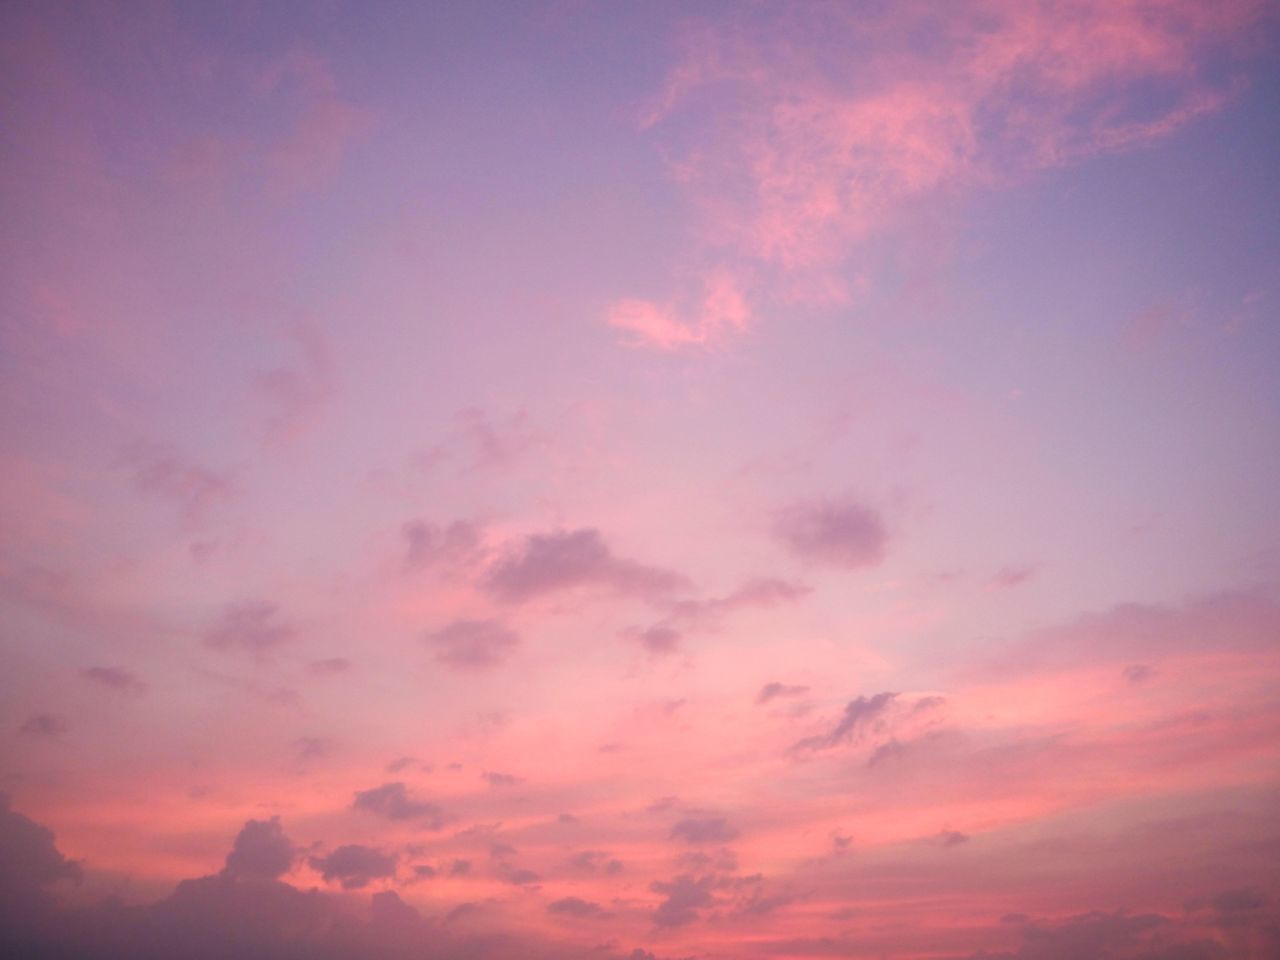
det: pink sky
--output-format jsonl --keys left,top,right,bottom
{"left": 2, "top": 2, "right": 1280, "bottom": 958}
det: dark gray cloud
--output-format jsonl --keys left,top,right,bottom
{"left": 352, "top": 782, "right": 446, "bottom": 828}
{"left": 425, "top": 619, "right": 519, "bottom": 669}
{"left": 791, "top": 692, "right": 898, "bottom": 754}
{"left": 0, "top": 802, "right": 701, "bottom": 960}
{"left": 0, "top": 792, "right": 81, "bottom": 931}
{"left": 308, "top": 844, "right": 397, "bottom": 889}
{"left": 774, "top": 498, "right": 888, "bottom": 568}
{"left": 81, "top": 665, "right": 147, "bottom": 695}
{"left": 222, "top": 817, "right": 295, "bottom": 881}
{"left": 483, "top": 528, "right": 689, "bottom": 604}
{"left": 756, "top": 681, "right": 809, "bottom": 705}
{"left": 670, "top": 816, "right": 740, "bottom": 845}
{"left": 204, "top": 600, "right": 294, "bottom": 654}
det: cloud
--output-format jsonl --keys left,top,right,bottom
{"left": 221, "top": 817, "right": 295, "bottom": 881}
{"left": 608, "top": 269, "right": 750, "bottom": 349}
{"left": 424, "top": 619, "right": 519, "bottom": 670}
{"left": 352, "top": 782, "right": 446, "bottom": 828}
{"left": 774, "top": 499, "right": 888, "bottom": 568}
{"left": 81, "top": 665, "right": 146, "bottom": 695}
{"left": 568, "top": 850, "right": 624, "bottom": 875}
{"left": 402, "top": 519, "right": 481, "bottom": 572}
{"left": 651, "top": 874, "right": 716, "bottom": 927}
{"left": 482, "top": 771, "right": 522, "bottom": 788}
{"left": 791, "top": 692, "right": 898, "bottom": 754}
{"left": 548, "top": 896, "right": 612, "bottom": 919}
{"left": 635, "top": 624, "right": 682, "bottom": 655}
{"left": 615, "top": 0, "right": 1269, "bottom": 337}
{"left": 990, "top": 590, "right": 1280, "bottom": 677}
{"left": 670, "top": 816, "right": 740, "bottom": 845}
{"left": 204, "top": 601, "right": 294, "bottom": 655}
{"left": 308, "top": 844, "right": 397, "bottom": 890}
{"left": 19, "top": 714, "right": 66, "bottom": 737}
{"left": 757, "top": 681, "right": 809, "bottom": 705}
{"left": 293, "top": 737, "right": 332, "bottom": 761}
{"left": 121, "top": 444, "right": 234, "bottom": 522}
{"left": 0, "top": 792, "right": 81, "bottom": 926}
{"left": 989, "top": 566, "right": 1036, "bottom": 590}
{"left": 254, "top": 322, "right": 336, "bottom": 449}
{"left": 308, "top": 657, "right": 352, "bottom": 676}
{"left": 483, "top": 528, "right": 690, "bottom": 604}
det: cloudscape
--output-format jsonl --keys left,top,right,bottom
{"left": 2, "top": 2, "right": 1280, "bottom": 958}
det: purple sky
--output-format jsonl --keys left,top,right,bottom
{"left": 2, "top": 2, "right": 1280, "bottom": 959}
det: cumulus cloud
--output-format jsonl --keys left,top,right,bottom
{"left": 221, "top": 817, "right": 295, "bottom": 880}
{"left": 792, "top": 692, "right": 898, "bottom": 754}
{"left": 424, "top": 619, "right": 519, "bottom": 670}
{"left": 352, "top": 782, "right": 446, "bottom": 828}
{"left": 774, "top": 498, "right": 888, "bottom": 568}
{"left": 483, "top": 528, "right": 690, "bottom": 604}
{"left": 0, "top": 792, "right": 81, "bottom": 927}
{"left": 204, "top": 600, "right": 294, "bottom": 655}
{"left": 651, "top": 874, "right": 716, "bottom": 927}
{"left": 308, "top": 844, "right": 397, "bottom": 889}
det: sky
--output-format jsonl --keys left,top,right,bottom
{"left": 2, "top": 1, "right": 1280, "bottom": 958}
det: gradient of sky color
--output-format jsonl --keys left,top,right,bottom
{"left": 3, "top": 2, "right": 1280, "bottom": 959}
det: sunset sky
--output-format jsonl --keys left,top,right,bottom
{"left": 2, "top": 2, "right": 1280, "bottom": 958}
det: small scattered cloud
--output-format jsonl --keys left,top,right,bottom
{"left": 1123, "top": 664, "right": 1156, "bottom": 684}
{"left": 19, "top": 714, "right": 67, "bottom": 738}
{"left": 81, "top": 666, "right": 146, "bottom": 695}
{"left": 988, "top": 565, "right": 1036, "bottom": 590}
{"left": 548, "top": 896, "right": 612, "bottom": 919}
{"left": 307, "top": 657, "right": 352, "bottom": 677}
{"left": 204, "top": 601, "right": 294, "bottom": 656}
{"left": 120, "top": 444, "right": 234, "bottom": 523}
{"left": 792, "top": 692, "right": 898, "bottom": 754}
{"left": 756, "top": 681, "right": 809, "bottom": 705}
{"left": 352, "top": 782, "right": 446, "bottom": 828}
{"left": 424, "top": 619, "right": 519, "bottom": 670}
{"left": 293, "top": 737, "right": 331, "bottom": 761}
{"left": 670, "top": 816, "right": 739, "bottom": 845}
{"left": 484, "top": 528, "right": 690, "bottom": 604}
{"left": 401, "top": 519, "right": 481, "bottom": 572}
{"left": 774, "top": 498, "right": 888, "bottom": 568}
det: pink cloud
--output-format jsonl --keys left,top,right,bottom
{"left": 611, "top": 0, "right": 1269, "bottom": 342}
